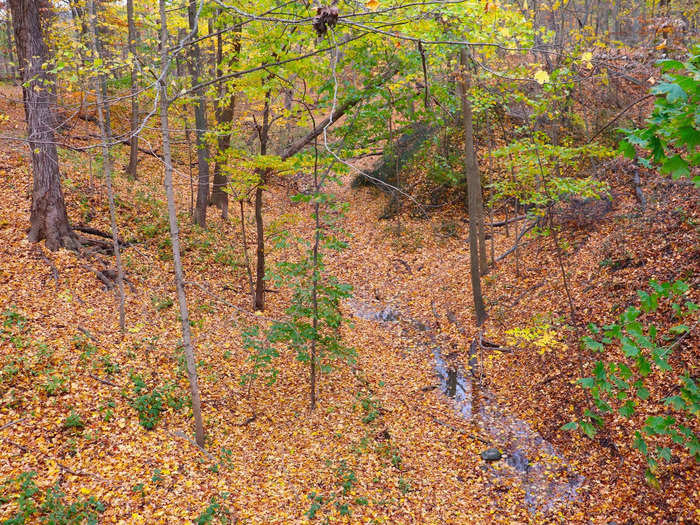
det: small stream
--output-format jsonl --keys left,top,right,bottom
{"left": 348, "top": 299, "right": 583, "bottom": 515}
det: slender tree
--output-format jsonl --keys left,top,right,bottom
{"left": 188, "top": 0, "right": 210, "bottom": 228}
{"left": 459, "top": 48, "right": 486, "bottom": 326}
{"left": 159, "top": 0, "right": 205, "bottom": 447}
{"left": 125, "top": 0, "right": 139, "bottom": 179}
{"left": 10, "top": 0, "right": 75, "bottom": 250}
{"left": 88, "top": 0, "right": 126, "bottom": 332}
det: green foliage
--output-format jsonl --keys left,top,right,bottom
{"left": 129, "top": 373, "right": 162, "bottom": 430}
{"left": 241, "top": 190, "right": 354, "bottom": 406}
{"left": 305, "top": 461, "right": 359, "bottom": 521}
{"left": 63, "top": 409, "right": 85, "bottom": 431}
{"left": 1, "top": 471, "right": 104, "bottom": 524}
{"left": 566, "top": 279, "right": 699, "bottom": 484}
{"left": 151, "top": 295, "right": 174, "bottom": 311}
{"left": 619, "top": 47, "right": 700, "bottom": 187}
{"left": 194, "top": 497, "right": 231, "bottom": 524}
{"left": 492, "top": 133, "right": 612, "bottom": 210}
{"left": 129, "top": 373, "right": 186, "bottom": 430}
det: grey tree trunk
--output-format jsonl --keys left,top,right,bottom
{"left": 126, "top": 0, "right": 139, "bottom": 179}
{"left": 188, "top": 0, "right": 210, "bottom": 228}
{"left": 159, "top": 0, "right": 205, "bottom": 448}
{"left": 459, "top": 48, "right": 487, "bottom": 327}
{"left": 10, "top": 0, "right": 75, "bottom": 251}
{"left": 210, "top": 14, "right": 240, "bottom": 220}
{"left": 88, "top": 0, "right": 126, "bottom": 332}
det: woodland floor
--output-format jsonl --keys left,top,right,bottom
{"left": 0, "top": 83, "right": 698, "bottom": 523}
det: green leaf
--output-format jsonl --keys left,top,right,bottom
{"left": 580, "top": 421, "right": 596, "bottom": 438}
{"left": 677, "top": 125, "right": 700, "bottom": 150}
{"left": 633, "top": 431, "right": 648, "bottom": 455}
{"left": 652, "top": 81, "right": 687, "bottom": 103}
{"left": 637, "top": 387, "right": 650, "bottom": 400}
{"left": 579, "top": 377, "right": 595, "bottom": 388}
{"left": 619, "top": 401, "right": 635, "bottom": 418}
{"left": 656, "top": 59, "right": 685, "bottom": 72}
{"left": 657, "top": 447, "right": 672, "bottom": 462}
{"left": 582, "top": 336, "right": 604, "bottom": 352}
{"left": 664, "top": 395, "right": 686, "bottom": 410}
{"left": 661, "top": 155, "right": 690, "bottom": 179}
{"left": 618, "top": 139, "right": 636, "bottom": 159}
{"left": 561, "top": 421, "right": 579, "bottom": 431}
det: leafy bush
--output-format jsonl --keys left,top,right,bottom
{"left": 1, "top": 471, "right": 104, "bottom": 524}
{"left": 619, "top": 47, "right": 699, "bottom": 187}
{"left": 565, "top": 279, "right": 699, "bottom": 484}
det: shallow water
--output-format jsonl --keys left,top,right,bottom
{"left": 348, "top": 299, "right": 583, "bottom": 514}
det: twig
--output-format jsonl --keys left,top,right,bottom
{"left": 77, "top": 325, "right": 98, "bottom": 341}
{"left": 632, "top": 168, "right": 646, "bottom": 211}
{"left": 495, "top": 220, "right": 537, "bottom": 262}
{"left": 0, "top": 417, "right": 27, "bottom": 432}
{"left": 234, "top": 413, "right": 257, "bottom": 427}
{"left": 88, "top": 373, "right": 118, "bottom": 387}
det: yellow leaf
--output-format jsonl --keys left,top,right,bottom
{"left": 534, "top": 69, "right": 550, "bottom": 85}
{"left": 581, "top": 51, "right": 593, "bottom": 69}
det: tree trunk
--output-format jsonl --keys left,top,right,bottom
{"left": 253, "top": 89, "right": 271, "bottom": 311}
{"left": 125, "top": 0, "right": 139, "bottom": 179}
{"left": 10, "top": 0, "right": 75, "bottom": 251}
{"left": 188, "top": 0, "right": 210, "bottom": 228}
{"left": 210, "top": 14, "right": 240, "bottom": 220}
{"left": 239, "top": 200, "right": 255, "bottom": 307}
{"left": 89, "top": 0, "right": 126, "bottom": 332}
{"left": 459, "top": 48, "right": 487, "bottom": 327}
{"left": 254, "top": 184, "right": 265, "bottom": 311}
{"left": 159, "top": 0, "right": 205, "bottom": 448}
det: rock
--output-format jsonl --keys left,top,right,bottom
{"left": 480, "top": 448, "right": 502, "bottom": 462}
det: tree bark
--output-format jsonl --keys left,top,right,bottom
{"left": 188, "top": 0, "right": 210, "bottom": 228}
{"left": 159, "top": 0, "right": 205, "bottom": 448}
{"left": 210, "top": 13, "right": 240, "bottom": 220}
{"left": 125, "top": 0, "right": 139, "bottom": 179}
{"left": 88, "top": 0, "right": 126, "bottom": 332}
{"left": 10, "top": 0, "right": 75, "bottom": 251}
{"left": 459, "top": 48, "right": 486, "bottom": 327}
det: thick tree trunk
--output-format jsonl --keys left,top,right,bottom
{"left": 459, "top": 48, "right": 487, "bottom": 327}
{"left": 89, "top": 0, "right": 126, "bottom": 332}
{"left": 188, "top": 0, "right": 210, "bottom": 228}
{"left": 126, "top": 0, "right": 139, "bottom": 179}
{"left": 159, "top": 0, "right": 205, "bottom": 448}
{"left": 10, "top": 0, "right": 75, "bottom": 251}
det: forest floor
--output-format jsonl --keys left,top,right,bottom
{"left": 0, "top": 83, "right": 698, "bottom": 523}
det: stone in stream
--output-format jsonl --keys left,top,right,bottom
{"left": 480, "top": 448, "right": 502, "bottom": 462}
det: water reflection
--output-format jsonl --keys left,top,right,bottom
{"left": 348, "top": 299, "right": 584, "bottom": 515}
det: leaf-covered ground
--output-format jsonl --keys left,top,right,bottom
{"left": 1, "top": 84, "right": 698, "bottom": 523}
